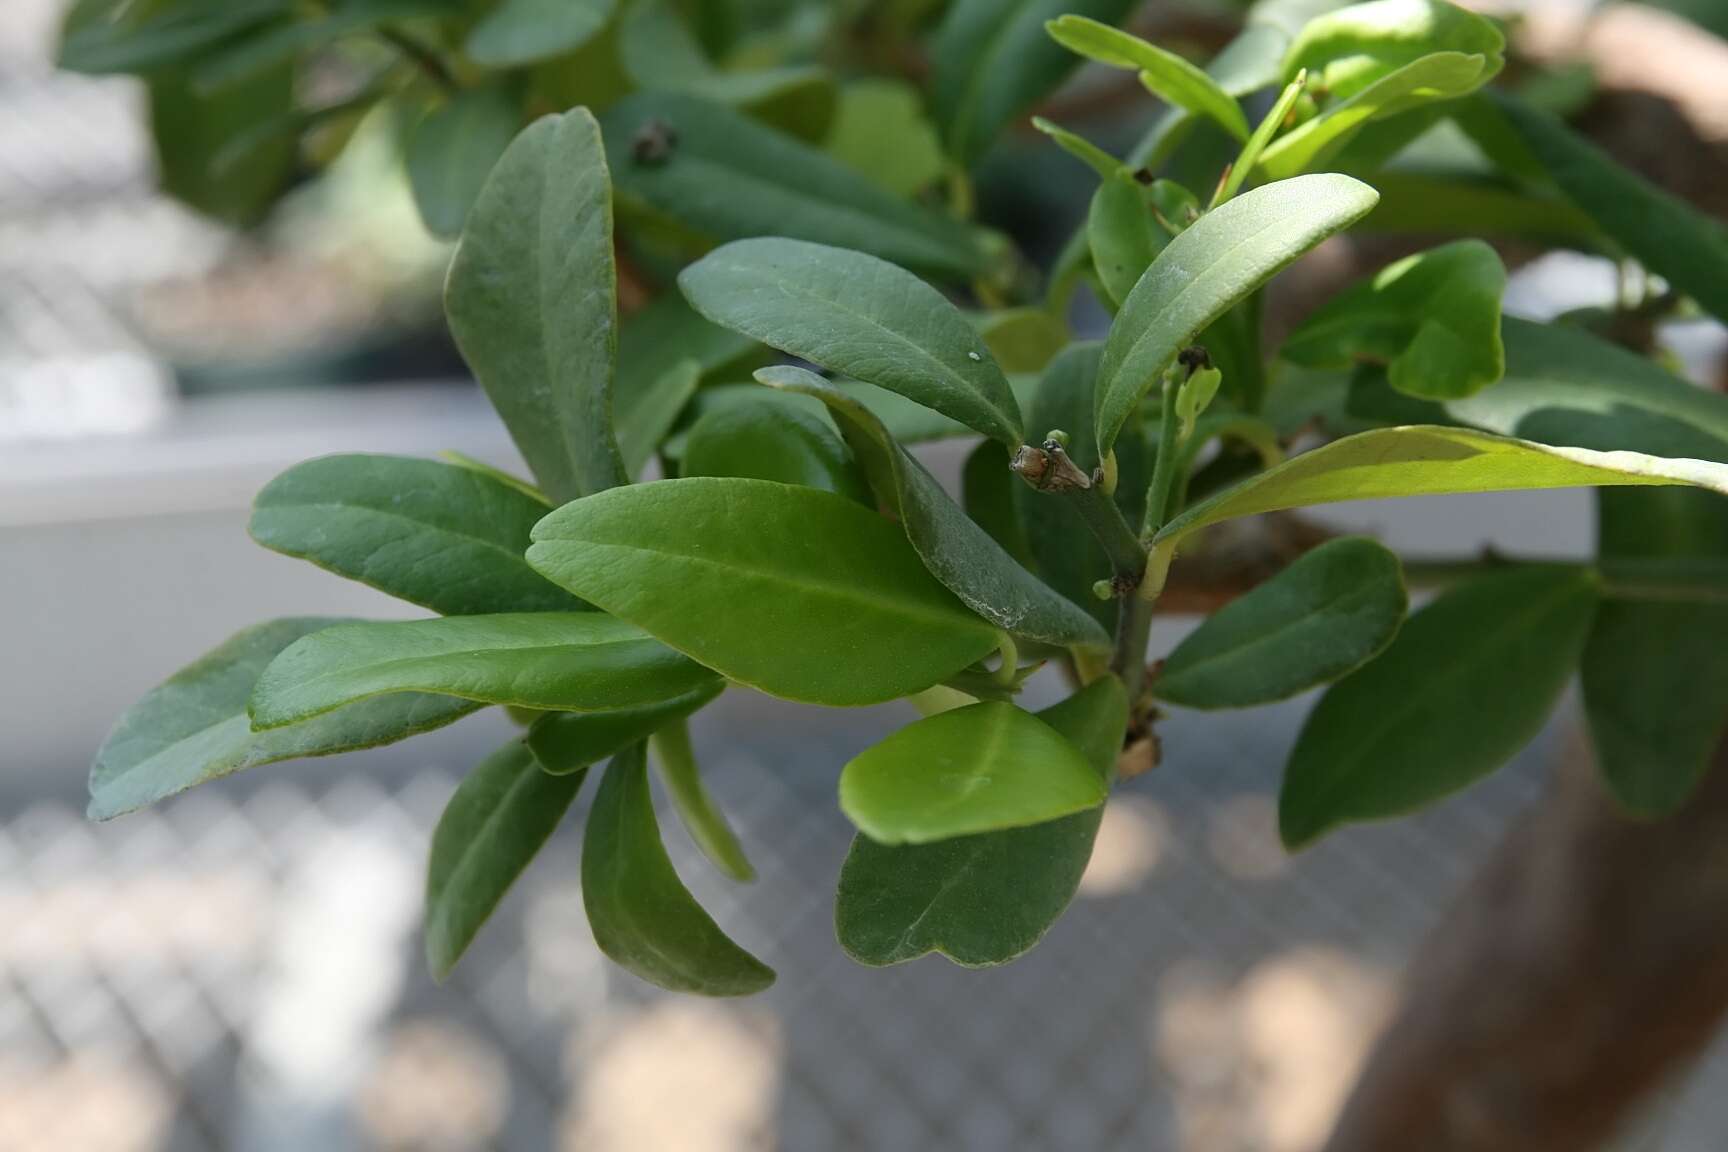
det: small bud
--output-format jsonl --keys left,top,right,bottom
{"left": 1092, "top": 579, "right": 1114, "bottom": 601}
{"left": 1044, "top": 428, "right": 1070, "bottom": 449}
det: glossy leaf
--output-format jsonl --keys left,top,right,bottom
{"left": 602, "top": 92, "right": 987, "bottom": 277}
{"left": 835, "top": 677, "right": 1128, "bottom": 967}
{"left": 467, "top": 0, "right": 614, "bottom": 67}
{"left": 425, "top": 740, "right": 584, "bottom": 979}
{"left": 932, "top": 0, "right": 1136, "bottom": 164}
{"left": 840, "top": 701, "right": 1108, "bottom": 845}
{"left": 680, "top": 390, "right": 871, "bottom": 502}
{"left": 1281, "top": 566, "right": 1599, "bottom": 847}
{"left": 1031, "top": 116, "right": 1121, "bottom": 179}
{"left": 527, "top": 478, "right": 1002, "bottom": 706}
{"left": 826, "top": 79, "right": 946, "bottom": 196}
{"left": 90, "top": 618, "right": 477, "bottom": 821}
{"left": 1584, "top": 489, "right": 1728, "bottom": 816}
{"left": 1157, "top": 537, "right": 1406, "bottom": 708}
{"left": 1088, "top": 175, "right": 1175, "bottom": 310}
{"left": 1491, "top": 92, "right": 1728, "bottom": 325}
{"left": 407, "top": 86, "right": 520, "bottom": 240}
{"left": 1282, "top": 240, "right": 1506, "bottom": 399}
{"left": 527, "top": 684, "right": 722, "bottom": 776}
{"left": 1095, "top": 174, "right": 1378, "bottom": 457}
{"left": 249, "top": 454, "right": 584, "bottom": 616}
{"left": 680, "top": 238, "right": 1023, "bottom": 445}
{"left": 760, "top": 366, "right": 1109, "bottom": 650}
{"left": 653, "top": 720, "right": 753, "bottom": 881}
{"left": 583, "top": 744, "right": 775, "bottom": 996}
{"left": 1283, "top": 0, "right": 1505, "bottom": 101}
{"left": 446, "top": 109, "right": 627, "bottom": 505}
{"left": 1046, "top": 15, "right": 1248, "bottom": 139}
{"left": 250, "top": 614, "right": 717, "bottom": 728}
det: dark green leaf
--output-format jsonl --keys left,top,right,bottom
{"left": 249, "top": 454, "right": 583, "bottom": 616}
{"left": 1096, "top": 174, "right": 1378, "bottom": 457}
{"left": 962, "top": 440, "right": 1036, "bottom": 570}
{"left": 468, "top": 0, "right": 615, "bottom": 67}
{"left": 446, "top": 110, "right": 627, "bottom": 505}
{"left": 835, "top": 676, "right": 1128, "bottom": 967}
{"left": 407, "top": 86, "right": 520, "bottom": 240}
{"left": 148, "top": 61, "right": 296, "bottom": 226}
{"left": 59, "top": 0, "right": 279, "bottom": 75}
{"left": 527, "top": 683, "right": 722, "bottom": 776}
{"left": 250, "top": 614, "right": 718, "bottom": 728}
{"left": 1281, "top": 566, "right": 1599, "bottom": 847}
{"left": 602, "top": 92, "right": 988, "bottom": 277}
{"left": 652, "top": 720, "right": 753, "bottom": 881}
{"left": 527, "top": 478, "right": 1002, "bottom": 706}
{"left": 190, "top": 0, "right": 458, "bottom": 91}
{"left": 90, "top": 618, "right": 476, "bottom": 821}
{"left": 840, "top": 701, "right": 1108, "bottom": 844}
{"left": 680, "top": 390, "right": 872, "bottom": 502}
{"left": 680, "top": 238, "right": 1023, "bottom": 444}
{"left": 975, "top": 308, "right": 1069, "bottom": 375}
{"left": 760, "top": 366, "right": 1109, "bottom": 650}
{"left": 1157, "top": 537, "right": 1406, "bottom": 708}
{"left": 616, "top": 360, "right": 700, "bottom": 479}
{"left": 583, "top": 743, "right": 775, "bottom": 995}
{"left": 1359, "top": 172, "right": 1596, "bottom": 243}
{"left": 425, "top": 739, "right": 584, "bottom": 979}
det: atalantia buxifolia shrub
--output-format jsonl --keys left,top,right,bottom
{"left": 86, "top": 0, "right": 1728, "bottom": 994}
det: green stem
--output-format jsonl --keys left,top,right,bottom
{"left": 1142, "top": 371, "right": 1183, "bottom": 538}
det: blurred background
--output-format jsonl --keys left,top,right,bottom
{"left": 5, "top": 0, "right": 1728, "bottom": 1148}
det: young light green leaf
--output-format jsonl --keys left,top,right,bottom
{"left": 1215, "top": 70, "right": 1308, "bottom": 204}
{"left": 680, "top": 391, "right": 872, "bottom": 503}
{"left": 90, "top": 618, "right": 478, "bottom": 821}
{"left": 680, "top": 238, "right": 1023, "bottom": 445}
{"left": 527, "top": 684, "right": 722, "bottom": 776}
{"left": 527, "top": 478, "right": 1002, "bottom": 706}
{"left": 759, "top": 366, "right": 1110, "bottom": 650}
{"left": 467, "top": 0, "right": 614, "bottom": 67}
{"left": 827, "top": 79, "right": 946, "bottom": 195}
{"left": 602, "top": 92, "right": 987, "bottom": 277}
{"left": 408, "top": 86, "right": 520, "bottom": 240}
{"left": 446, "top": 109, "right": 627, "bottom": 505}
{"left": 1128, "top": 18, "right": 1294, "bottom": 169}
{"left": 1283, "top": 0, "right": 1505, "bottom": 101}
{"left": 1157, "top": 537, "right": 1406, "bottom": 709}
{"left": 1282, "top": 240, "right": 1506, "bottom": 399}
{"left": 438, "top": 451, "right": 550, "bottom": 506}
{"left": 835, "top": 676, "right": 1128, "bottom": 967}
{"left": 249, "top": 454, "right": 583, "bottom": 616}
{"left": 1031, "top": 116, "right": 1122, "bottom": 180}
{"left": 1046, "top": 15, "right": 1249, "bottom": 139}
{"left": 250, "top": 614, "right": 718, "bottom": 729}
{"left": 933, "top": 0, "right": 1136, "bottom": 164}
{"left": 1258, "top": 52, "right": 1491, "bottom": 179}
{"left": 1281, "top": 566, "right": 1599, "bottom": 847}
{"left": 1088, "top": 175, "right": 1175, "bottom": 310}
{"left": 583, "top": 744, "right": 775, "bottom": 996}
{"left": 1096, "top": 173, "right": 1379, "bottom": 457}
{"left": 1583, "top": 489, "right": 1728, "bottom": 817}
{"left": 653, "top": 720, "right": 753, "bottom": 882}
{"left": 840, "top": 701, "right": 1107, "bottom": 845}
{"left": 425, "top": 739, "right": 585, "bottom": 980}
{"left": 1491, "top": 92, "right": 1728, "bottom": 325}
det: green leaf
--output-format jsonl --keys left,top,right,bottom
{"left": 835, "top": 676, "right": 1128, "bottom": 967}
{"left": 189, "top": 0, "right": 458, "bottom": 91}
{"left": 527, "top": 478, "right": 1002, "bottom": 706}
{"left": 679, "top": 238, "right": 1023, "bottom": 445}
{"left": 583, "top": 743, "right": 775, "bottom": 995}
{"left": 90, "top": 618, "right": 477, "bottom": 821}
{"left": 425, "top": 739, "right": 584, "bottom": 980}
{"left": 1087, "top": 174, "right": 1176, "bottom": 310}
{"left": 760, "top": 366, "right": 1110, "bottom": 650}
{"left": 1128, "top": 18, "right": 1294, "bottom": 168}
{"left": 652, "top": 720, "right": 753, "bottom": 881}
{"left": 249, "top": 454, "right": 583, "bottom": 616}
{"left": 975, "top": 308, "right": 1069, "bottom": 375}
{"left": 680, "top": 391, "right": 872, "bottom": 502}
{"left": 250, "top": 613, "right": 718, "bottom": 728}
{"left": 840, "top": 700, "right": 1108, "bottom": 845}
{"left": 601, "top": 92, "right": 988, "bottom": 278}
{"left": 439, "top": 451, "right": 550, "bottom": 506}
{"left": 1258, "top": 52, "right": 1492, "bottom": 179}
{"left": 1583, "top": 489, "right": 1728, "bottom": 816}
{"left": 527, "top": 684, "right": 722, "bottom": 776}
{"left": 148, "top": 61, "right": 296, "bottom": 226}
{"left": 407, "top": 86, "right": 520, "bottom": 240}
{"left": 1215, "top": 70, "right": 1308, "bottom": 204}
{"left": 59, "top": 0, "right": 280, "bottom": 75}
{"left": 1150, "top": 425, "right": 1728, "bottom": 588}
{"left": 962, "top": 440, "right": 1037, "bottom": 570}
{"left": 1282, "top": 240, "right": 1506, "bottom": 399}
{"left": 1157, "top": 537, "right": 1406, "bottom": 709}
{"left": 1031, "top": 116, "right": 1121, "bottom": 180}
{"left": 1280, "top": 566, "right": 1599, "bottom": 847}
{"left": 932, "top": 0, "right": 1136, "bottom": 164}
{"left": 825, "top": 79, "right": 946, "bottom": 196}
{"left": 468, "top": 0, "right": 614, "bottom": 67}
{"left": 1096, "top": 173, "right": 1378, "bottom": 456}
{"left": 1283, "top": 0, "right": 1505, "bottom": 101}
{"left": 616, "top": 360, "right": 701, "bottom": 479}
{"left": 1359, "top": 171, "right": 1596, "bottom": 243}
{"left": 1046, "top": 15, "right": 1248, "bottom": 139}
{"left": 446, "top": 109, "right": 627, "bottom": 505}
{"left": 1490, "top": 92, "right": 1728, "bottom": 325}
{"left": 614, "top": 292, "right": 761, "bottom": 476}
